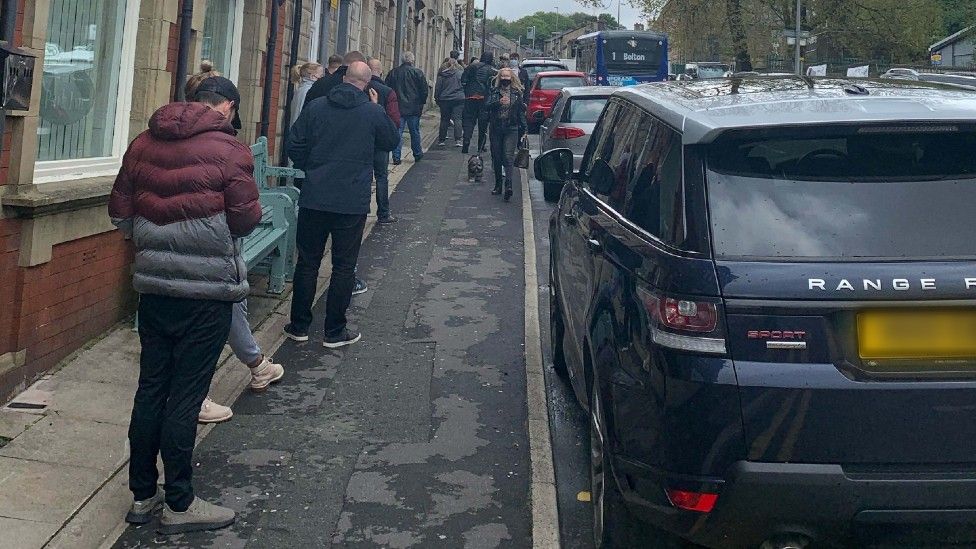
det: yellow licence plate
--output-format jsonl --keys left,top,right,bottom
{"left": 858, "top": 310, "right": 976, "bottom": 359}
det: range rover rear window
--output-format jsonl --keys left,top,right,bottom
{"left": 705, "top": 127, "right": 976, "bottom": 259}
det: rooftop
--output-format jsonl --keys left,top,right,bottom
{"left": 615, "top": 76, "right": 976, "bottom": 144}
{"left": 930, "top": 26, "right": 975, "bottom": 52}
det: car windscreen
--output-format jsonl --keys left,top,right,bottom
{"left": 696, "top": 66, "right": 728, "bottom": 79}
{"left": 525, "top": 64, "right": 566, "bottom": 81}
{"left": 706, "top": 127, "right": 976, "bottom": 259}
{"left": 538, "top": 76, "right": 586, "bottom": 90}
{"left": 563, "top": 97, "right": 608, "bottom": 122}
{"left": 603, "top": 37, "right": 664, "bottom": 72}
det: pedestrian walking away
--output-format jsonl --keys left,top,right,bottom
{"left": 386, "top": 51, "right": 429, "bottom": 164}
{"left": 486, "top": 67, "right": 527, "bottom": 202}
{"left": 434, "top": 57, "right": 465, "bottom": 147}
{"left": 289, "top": 61, "right": 324, "bottom": 125}
{"left": 286, "top": 62, "right": 399, "bottom": 348}
{"left": 510, "top": 52, "right": 531, "bottom": 102}
{"left": 367, "top": 58, "right": 402, "bottom": 225}
{"left": 109, "top": 76, "right": 261, "bottom": 535}
{"left": 460, "top": 52, "right": 497, "bottom": 154}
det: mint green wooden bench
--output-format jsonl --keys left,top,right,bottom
{"left": 251, "top": 136, "right": 303, "bottom": 278}
{"left": 244, "top": 191, "right": 295, "bottom": 294}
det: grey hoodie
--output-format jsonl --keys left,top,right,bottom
{"left": 435, "top": 67, "right": 465, "bottom": 103}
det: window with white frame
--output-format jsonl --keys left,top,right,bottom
{"left": 34, "top": 0, "right": 139, "bottom": 182}
{"left": 202, "top": 0, "right": 243, "bottom": 80}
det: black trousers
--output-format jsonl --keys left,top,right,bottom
{"left": 462, "top": 98, "right": 488, "bottom": 151}
{"left": 290, "top": 208, "right": 366, "bottom": 337}
{"left": 129, "top": 294, "right": 232, "bottom": 511}
{"left": 438, "top": 100, "right": 463, "bottom": 142}
{"left": 490, "top": 125, "right": 519, "bottom": 190}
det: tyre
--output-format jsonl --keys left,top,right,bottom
{"left": 549, "top": 263, "right": 568, "bottom": 376}
{"left": 590, "top": 380, "right": 632, "bottom": 548}
{"left": 543, "top": 181, "right": 563, "bottom": 203}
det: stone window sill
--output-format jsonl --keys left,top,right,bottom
{"left": 2, "top": 176, "right": 115, "bottom": 219}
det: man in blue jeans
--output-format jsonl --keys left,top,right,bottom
{"left": 368, "top": 58, "right": 401, "bottom": 224}
{"left": 385, "top": 51, "right": 429, "bottom": 165}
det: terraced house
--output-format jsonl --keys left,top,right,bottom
{"left": 0, "top": 0, "right": 456, "bottom": 402}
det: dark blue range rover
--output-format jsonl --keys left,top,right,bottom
{"left": 537, "top": 77, "right": 976, "bottom": 548}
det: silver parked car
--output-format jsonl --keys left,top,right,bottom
{"left": 880, "top": 67, "right": 920, "bottom": 81}
{"left": 538, "top": 86, "right": 612, "bottom": 202}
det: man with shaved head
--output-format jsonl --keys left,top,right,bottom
{"left": 366, "top": 58, "right": 401, "bottom": 224}
{"left": 286, "top": 60, "right": 399, "bottom": 348}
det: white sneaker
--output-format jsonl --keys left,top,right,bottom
{"left": 249, "top": 357, "right": 284, "bottom": 392}
{"left": 198, "top": 397, "right": 233, "bottom": 424}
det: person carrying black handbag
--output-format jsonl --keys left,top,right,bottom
{"left": 485, "top": 67, "right": 527, "bottom": 202}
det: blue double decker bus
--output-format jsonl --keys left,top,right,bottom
{"left": 575, "top": 30, "right": 669, "bottom": 86}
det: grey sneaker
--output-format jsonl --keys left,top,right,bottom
{"left": 157, "top": 497, "right": 236, "bottom": 535}
{"left": 125, "top": 490, "right": 164, "bottom": 524}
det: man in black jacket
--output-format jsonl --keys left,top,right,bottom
{"left": 385, "top": 51, "right": 429, "bottom": 164}
{"left": 303, "top": 50, "right": 367, "bottom": 107}
{"left": 285, "top": 62, "right": 399, "bottom": 348}
{"left": 460, "top": 52, "right": 496, "bottom": 153}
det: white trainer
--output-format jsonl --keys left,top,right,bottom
{"left": 198, "top": 397, "right": 233, "bottom": 424}
{"left": 249, "top": 356, "right": 284, "bottom": 392}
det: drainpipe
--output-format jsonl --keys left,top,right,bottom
{"left": 317, "top": 0, "right": 332, "bottom": 60}
{"left": 279, "top": 0, "right": 303, "bottom": 166}
{"left": 174, "top": 0, "right": 194, "bottom": 101}
{"left": 260, "top": 0, "right": 284, "bottom": 137}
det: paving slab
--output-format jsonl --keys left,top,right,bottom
{"left": 0, "top": 516, "right": 60, "bottom": 549}
{"left": 0, "top": 456, "right": 106, "bottom": 524}
{"left": 0, "top": 409, "right": 41, "bottom": 440}
{"left": 0, "top": 415, "right": 128, "bottom": 473}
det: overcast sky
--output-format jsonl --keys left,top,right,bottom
{"left": 485, "top": 0, "right": 645, "bottom": 32}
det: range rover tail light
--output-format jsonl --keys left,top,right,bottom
{"left": 666, "top": 489, "right": 718, "bottom": 513}
{"left": 637, "top": 286, "right": 726, "bottom": 354}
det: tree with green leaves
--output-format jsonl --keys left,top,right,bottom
{"left": 485, "top": 11, "right": 622, "bottom": 45}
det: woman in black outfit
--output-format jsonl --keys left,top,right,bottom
{"left": 485, "top": 67, "right": 527, "bottom": 202}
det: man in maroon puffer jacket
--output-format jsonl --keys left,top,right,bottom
{"left": 109, "top": 77, "right": 261, "bottom": 535}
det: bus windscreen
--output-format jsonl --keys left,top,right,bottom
{"left": 603, "top": 37, "right": 664, "bottom": 72}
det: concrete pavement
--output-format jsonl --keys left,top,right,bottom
{"left": 113, "top": 135, "right": 538, "bottom": 547}
{"left": 0, "top": 113, "right": 441, "bottom": 549}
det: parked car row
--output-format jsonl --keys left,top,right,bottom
{"left": 535, "top": 74, "right": 976, "bottom": 548}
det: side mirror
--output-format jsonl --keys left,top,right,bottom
{"left": 533, "top": 111, "right": 545, "bottom": 122}
{"left": 588, "top": 159, "right": 615, "bottom": 195}
{"left": 534, "top": 148, "right": 574, "bottom": 184}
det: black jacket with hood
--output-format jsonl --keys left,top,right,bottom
{"left": 303, "top": 65, "right": 346, "bottom": 107}
{"left": 288, "top": 83, "right": 399, "bottom": 215}
{"left": 435, "top": 67, "right": 465, "bottom": 103}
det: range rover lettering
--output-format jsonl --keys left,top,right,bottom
{"left": 538, "top": 76, "right": 976, "bottom": 548}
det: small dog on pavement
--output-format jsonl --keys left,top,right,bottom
{"left": 467, "top": 154, "right": 484, "bottom": 183}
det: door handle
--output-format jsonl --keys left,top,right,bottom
{"left": 563, "top": 213, "right": 577, "bottom": 225}
{"left": 586, "top": 239, "right": 603, "bottom": 254}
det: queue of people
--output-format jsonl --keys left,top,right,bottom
{"left": 109, "top": 48, "right": 526, "bottom": 536}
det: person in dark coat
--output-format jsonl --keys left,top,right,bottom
{"left": 385, "top": 51, "right": 430, "bottom": 164}
{"left": 303, "top": 50, "right": 367, "bottom": 107}
{"left": 485, "top": 67, "right": 527, "bottom": 202}
{"left": 368, "top": 58, "right": 402, "bottom": 224}
{"left": 285, "top": 62, "right": 399, "bottom": 348}
{"left": 434, "top": 57, "right": 465, "bottom": 147}
{"left": 510, "top": 52, "right": 531, "bottom": 102}
{"left": 460, "top": 51, "right": 497, "bottom": 153}
{"left": 109, "top": 76, "right": 261, "bottom": 535}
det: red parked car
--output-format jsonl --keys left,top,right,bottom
{"left": 527, "top": 71, "right": 588, "bottom": 132}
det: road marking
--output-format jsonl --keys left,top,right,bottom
{"left": 521, "top": 167, "right": 561, "bottom": 549}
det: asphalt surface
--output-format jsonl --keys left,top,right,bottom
{"left": 115, "top": 145, "right": 534, "bottom": 548}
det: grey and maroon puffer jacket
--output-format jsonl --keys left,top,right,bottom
{"left": 109, "top": 102, "right": 262, "bottom": 302}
